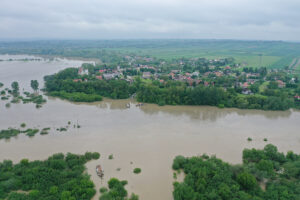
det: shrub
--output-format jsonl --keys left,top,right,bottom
{"left": 99, "top": 187, "right": 108, "bottom": 193}
{"left": 92, "top": 152, "right": 100, "bottom": 159}
{"left": 172, "top": 155, "right": 187, "bottom": 170}
{"left": 237, "top": 172, "right": 257, "bottom": 191}
{"left": 133, "top": 168, "right": 141, "bottom": 174}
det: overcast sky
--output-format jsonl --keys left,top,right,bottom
{"left": 1, "top": 0, "right": 300, "bottom": 41}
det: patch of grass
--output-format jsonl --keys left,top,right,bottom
{"left": 259, "top": 81, "right": 269, "bottom": 93}
{"left": 40, "top": 127, "right": 51, "bottom": 135}
{"left": 57, "top": 127, "right": 67, "bottom": 132}
{"left": 25, "top": 129, "right": 39, "bottom": 137}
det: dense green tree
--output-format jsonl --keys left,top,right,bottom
{"left": 173, "top": 145, "right": 300, "bottom": 200}
{"left": 30, "top": 80, "right": 39, "bottom": 92}
{"left": 11, "top": 81, "right": 19, "bottom": 96}
{"left": 0, "top": 152, "right": 99, "bottom": 200}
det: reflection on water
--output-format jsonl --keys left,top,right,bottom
{"left": 0, "top": 56, "right": 300, "bottom": 200}
{"left": 52, "top": 97, "right": 294, "bottom": 122}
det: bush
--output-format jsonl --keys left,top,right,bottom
{"left": 99, "top": 187, "right": 108, "bottom": 193}
{"left": 92, "top": 152, "right": 100, "bottom": 159}
{"left": 133, "top": 168, "right": 141, "bottom": 174}
{"left": 237, "top": 172, "right": 257, "bottom": 191}
{"left": 100, "top": 178, "right": 138, "bottom": 200}
{"left": 172, "top": 155, "right": 187, "bottom": 170}
{"left": 20, "top": 123, "right": 26, "bottom": 128}
{"left": 25, "top": 129, "right": 39, "bottom": 137}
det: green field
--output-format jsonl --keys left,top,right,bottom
{"left": 1, "top": 39, "right": 300, "bottom": 69}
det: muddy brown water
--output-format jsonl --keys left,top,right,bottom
{"left": 0, "top": 55, "right": 300, "bottom": 200}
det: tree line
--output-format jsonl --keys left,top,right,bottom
{"left": 44, "top": 67, "right": 296, "bottom": 110}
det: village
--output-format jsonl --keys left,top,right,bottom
{"left": 75, "top": 55, "right": 300, "bottom": 101}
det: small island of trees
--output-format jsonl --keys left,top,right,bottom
{"left": 172, "top": 144, "right": 300, "bottom": 200}
{"left": 0, "top": 152, "right": 100, "bottom": 200}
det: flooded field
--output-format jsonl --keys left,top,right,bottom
{"left": 0, "top": 56, "right": 300, "bottom": 200}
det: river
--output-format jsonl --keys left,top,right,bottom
{"left": 0, "top": 55, "right": 300, "bottom": 200}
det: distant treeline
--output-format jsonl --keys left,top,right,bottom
{"left": 1, "top": 40, "right": 300, "bottom": 63}
{"left": 44, "top": 68, "right": 296, "bottom": 110}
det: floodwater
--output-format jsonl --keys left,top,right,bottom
{"left": 0, "top": 55, "right": 300, "bottom": 200}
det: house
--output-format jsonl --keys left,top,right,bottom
{"left": 103, "top": 73, "right": 119, "bottom": 80}
{"left": 78, "top": 67, "right": 88, "bottom": 75}
{"left": 242, "top": 88, "right": 252, "bottom": 95}
{"left": 169, "top": 72, "right": 175, "bottom": 79}
{"left": 204, "top": 72, "right": 211, "bottom": 76}
{"left": 73, "top": 79, "right": 82, "bottom": 82}
{"left": 276, "top": 80, "right": 286, "bottom": 88}
{"left": 242, "top": 82, "right": 249, "bottom": 88}
{"left": 290, "top": 78, "right": 296, "bottom": 84}
{"left": 126, "top": 76, "right": 134, "bottom": 83}
{"left": 192, "top": 71, "right": 199, "bottom": 77}
{"left": 215, "top": 72, "right": 223, "bottom": 77}
{"left": 142, "top": 72, "right": 151, "bottom": 79}
{"left": 209, "top": 65, "right": 215, "bottom": 70}
{"left": 294, "top": 95, "right": 300, "bottom": 101}
{"left": 171, "top": 70, "right": 181, "bottom": 73}
{"left": 99, "top": 69, "right": 106, "bottom": 73}
{"left": 96, "top": 76, "right": 103, "bottom": 80}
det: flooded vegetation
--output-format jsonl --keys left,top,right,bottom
{"left": 0, "top": 56, "right": 300, "bottom": 200}
{"left": 0, "top": 151, "right": 100, "bottom": 200}
{"left": 172, "top": 144, "right": 300, "bottom": 199}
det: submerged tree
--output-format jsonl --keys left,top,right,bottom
{"left": 11, "top": 81, "right": 19, "bottom": 96}
{"left": 31, "top": 80, "right": 39, "bottom": 93}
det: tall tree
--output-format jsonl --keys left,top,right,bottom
{"left": 31, "top": 80, "right": 39, "bottom": 92}
{"left": 11, "top": 81, "right": 19, "bottom": 96}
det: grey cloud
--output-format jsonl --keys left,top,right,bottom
{"left": 0, "top": 0, "right": 300, "bottom": 40}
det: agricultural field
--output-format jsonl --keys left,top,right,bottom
{"left": 1, "top": 40, "right": 300, "bottom": 69}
